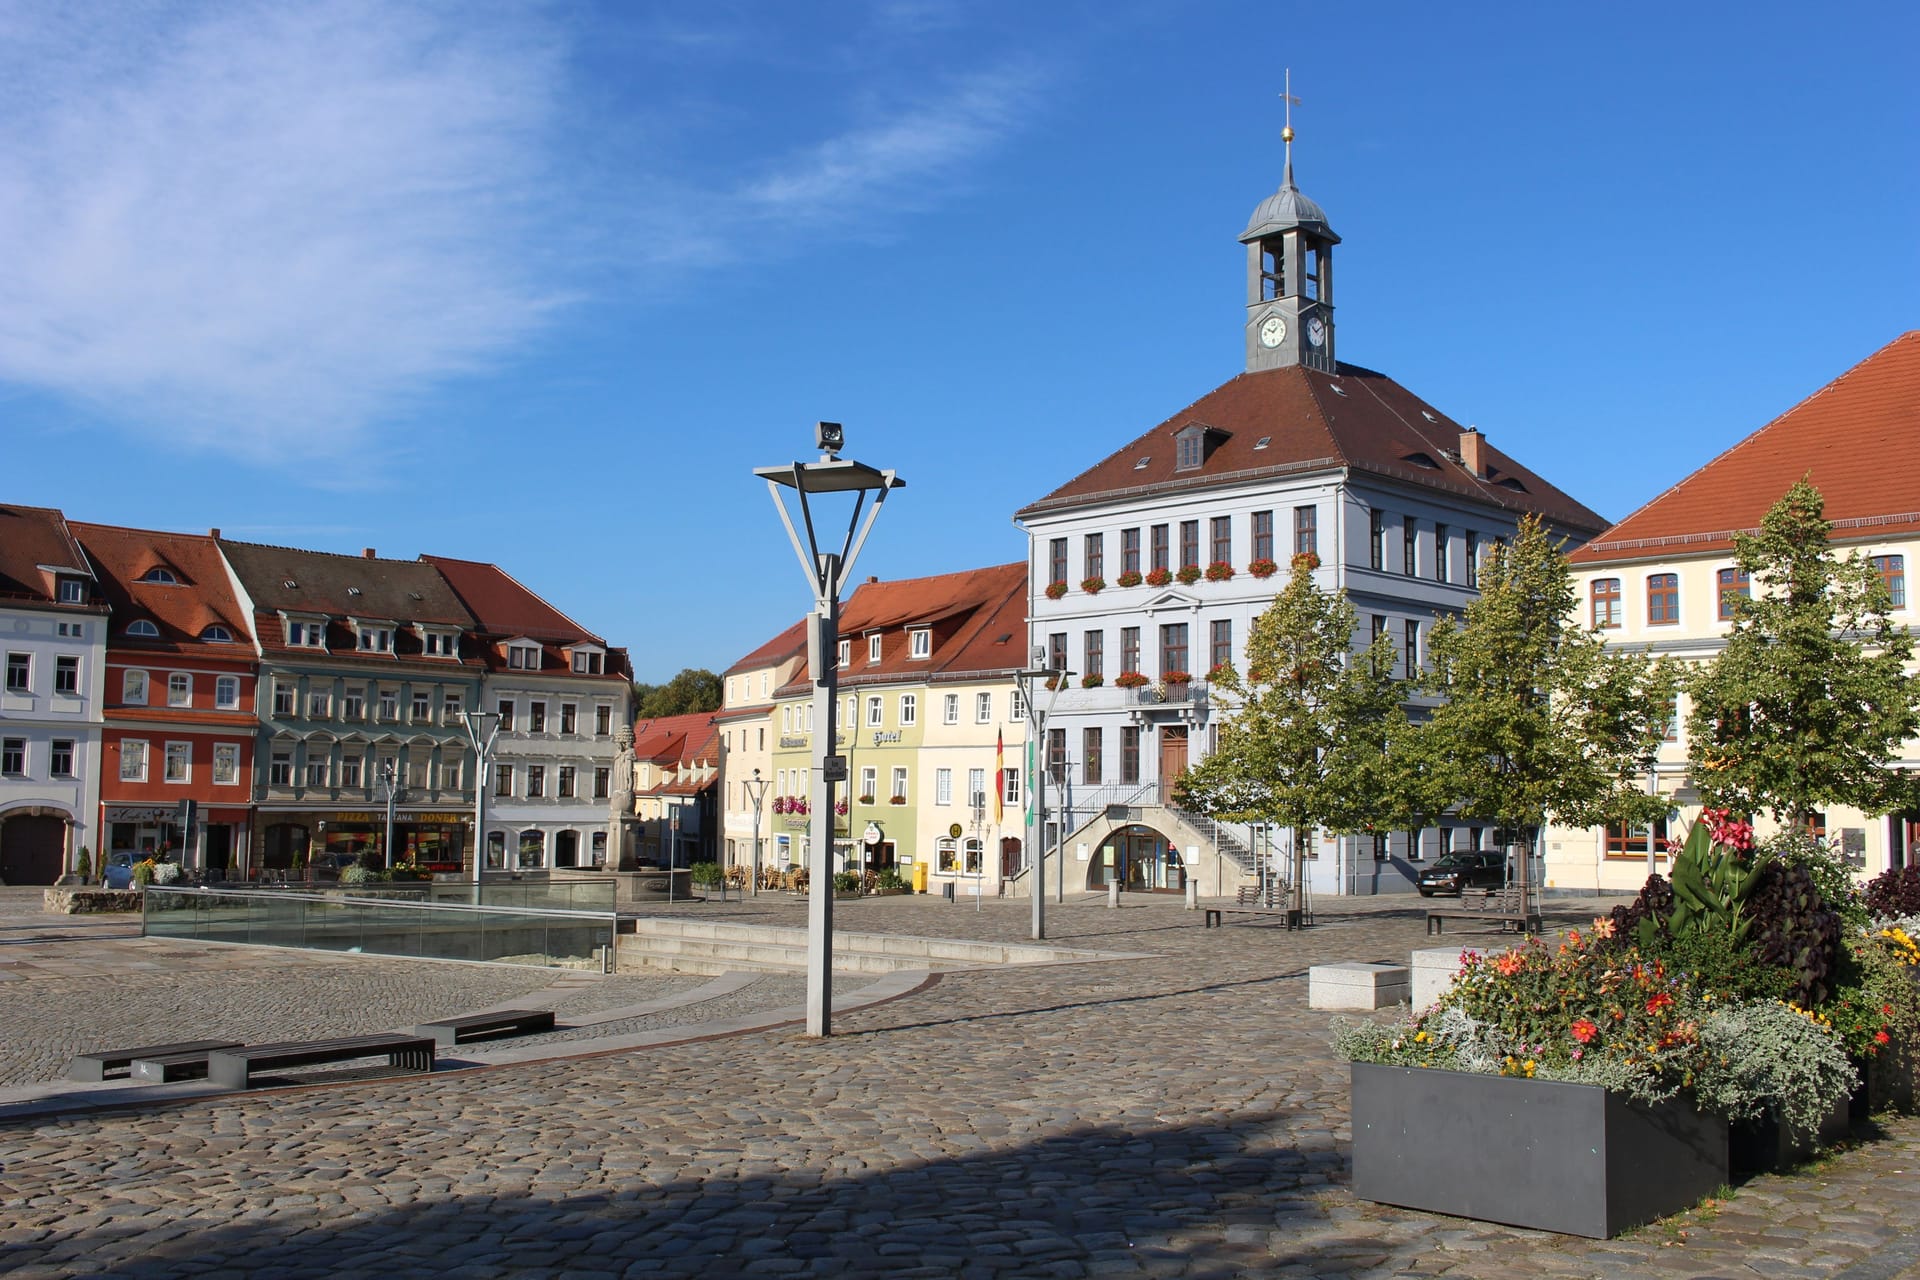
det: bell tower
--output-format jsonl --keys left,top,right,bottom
{"left": 1239, "top": 74, "right": 1339, "bottom": 374}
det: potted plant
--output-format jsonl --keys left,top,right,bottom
{"left": 832, "top": 870, "right": 862, "bottom": 896}
{"left": 1114, "top": 671, "right": 1149, "bottom": 689}
{"left": 1080, "top": 673, "right": 1105, "bottom": 689}
{"left": 872, "top": 868, "right": 911, "bottom": 896}
{"left": 1116, "top": 569, "right": 1143, "bottom": 588}
{"left": 1175, "top": 565, "right": 1202, "bottom": 585}
{"left": 1044, "top": 581, "right": 1068, "bottom": 600}
{"left": 1204, "top": 561, "right": 1235, "bottom": 582}
{"left": 1081, "top": 575, "right": 1106, "bottom": 595}
{"left": 1248, "top": 557, "right": 1279, "bottom": 579}
{"left": 1145, "top": 567, "right": 1172, "bottom": 587}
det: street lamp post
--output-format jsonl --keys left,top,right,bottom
{"left": 380, "top": 759, "right": 399, "bottom": 871}
{"left": 462, "top": 709, "right": 502, "bottom": 891}
{"left": 1015, "top": 649, "right": 1072, "bottom": 941}
{"left": 756, "top": 422, "right": 902, "bottom": 1037}
{"left": 745, "top": 768, "right": 770, "bottom": 897}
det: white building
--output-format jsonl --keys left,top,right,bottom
{"left": 0, "top": 504, "right": 108, "bottom": 883}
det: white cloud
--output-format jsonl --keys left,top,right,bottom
{"left": 0, "top": 0, "right": 567, "bottom": 460}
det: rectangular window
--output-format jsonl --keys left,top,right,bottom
{"left": 943, "top": 693, "right": 959, "bottom": 724}
{"left": 1403, "top": 518, "right": 1418, "bottom": 577}
{"left": 1121, "top": 726, "right": 1140, "bottom": 784}
{"left": 529, "top": 701, "right": 547, "bottom": 733}
{"left": 1647, "top": 573, "right": 1680, "bottom": 625}
{"left": 54, "top": 655, "right": 78, "bottom": 695}
{"left": 561, "top": 703, "right": 578, "bottom": 734}
{"left": 1047, "top": 727, "right": 1066, "bottom": 783}
{"left": 1371, "top": 511, "right": 1386, "bottom": 570}
{"left": 1434, "top": 524, "right": 1450, "bottom": 583}
{"left": 167, "top": 673, "right": 191, "bottom": 706}
{"left": 1121, "top": 527, "right": 1141, "bottom": 575}
{"left": 1159, "top": 623, "right": 1189, "bottom": 677}
{"left": 1083, "top": 727, "right": 1103, "bottom": 786}
{"left": 967, "top": 768, "right": 986, "bottom": 809}
{"left": 307, "top": 689, "right": 331, "bottom": 718}
{"left": 51, "top": 739, "right": 74, "bottom": 777}
{"left": 891, "top": 767, "right": 908, "bottom": 801}
{"left": 1002, "top": 768, "right": 1021, "bottom": 806}
{"left": 378, "top": 689, "right": 398, "bottom": 721}
{"left": 496, "top": 699, "right": 514, "bottom": 731}
{"left": 867, "top": 695, "right": 884, "bottom": 727}
{"left": 593, "top": 766, "right": 610, "bottom": 799}
{"left": 1404, "top": 619, "right": 1420, "bottom": 675}
{"left": 1121, "top": 626, "right": 1141, "bottom": 674}
{"left": 559, "top": 766, "right": 576, "bottom": 798}
{"left": 910, "top": 629, "right": 931, "bottom": 659}
{"left": 860, "top": 766, "right": 877, "bottom": 801}
{"left": 1591, "top": 578, "right": 1623, "bottom": 628}
{"left": 1084, "top": 630, "right": 1104, "bottom": 678}
{"left": 1717, "top": 567, "right": 1750, "bottom": 620}
{"left": 1048, "top": 538, "right": 1068, "bottom": 586}
{"left": 445, "top": 693, "right": 464, "bottom": 724}
{"left": 341, "top": 687, "right": 364, "bottom": 720}
{"left": 411, "top": 692, "right": 430, "bottom": 722}
{"left": 1252, "top": 510, "right": 1274, "bottom": 563}
{"left": 596, "top": 705, "right": 612, "bottom": 736}
{"left": 495, "top": 764, "right": 514, "bottom": 797}
{"left": 1293, "top": 506, "right": 1317, "bottom": 558}
{"left": 1010, "top": 688, "right": 1026, "bottom": 721}
{"left": 5, "top": 653, "right": 29, "bottom": 692}
{"left": 215, "top": 675, "right": 240, "bottom": 709}
{"left": 1179, "top": 520, "right": 1200, "bottom": 571}
{"left": 527, "top": 765, "right": 545, "bottom": 798}
{"left": 268, "top": 750, "right": 291, "bottom": 786}
{"left": 340, "top": 755, "right": 362, "bottom": 788}
{"left": 868, "top": 634, "right": 883, "bottom": 664}
{"left": 121, "top": 739, "right": 148, "bottom": 781}
{"left": 975, "top": 692, "right": 992, "bottom": 723}
{"left": 305, "top": 755, "right": 329, "bottom": 788}
{"left": 1084, "top": 533, "right": 1105, "bottom": 581}
{"left": 128, "top": 670, "right": 151, "bottom": 706}
{"left": 58, "top": 579, "right": 84, "bottom": 603}
{"left": 1048, "top": 632, "right": 1067, "bottom": 673}
{"left": 1876, "top": 555, "right": 1907, "bottom": 607}
{"left": 1211, "top": 516, "right": 1232, "bottom": 566}
{"left": 1150, "top": 524, "right": 1170, "bottom": 573}
{"left": 936, "top": 768, "right": 953, "bottom": 805}
{"left": 1465, "top": 532, "right": 1481, "bottom": 587}
{"left": 1210, "top": 620, "right": 1232, "bottom": 673}
{"left": 1605, "top": 817, "right": 1671, "bottom": 858}
{"left": 900, "top": 693, "right": 917, "bottom": 726}
{"left": 1, "top": 737, "right": 24, "bottom": 775}
{"left": 212, "top": 743, "right": 239, "bottom": 785}
{"left": 1372, "top": 615, "right": 1389, "bottom": 674}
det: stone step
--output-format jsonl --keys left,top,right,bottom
{"left": 617, "top": 932, "right": 937, "bottom": 975}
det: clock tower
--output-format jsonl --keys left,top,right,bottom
{"left": 1240, "top": 108, "right": 1338, "bottom": 374}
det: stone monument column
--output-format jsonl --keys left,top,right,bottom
{"left": 610, "top": 725, "right": 638, "bottom": 870}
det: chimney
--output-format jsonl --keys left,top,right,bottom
{"left": 362, "top": 548, "right": 377, "bottom": 559}
{"left": 1459, "top": 427, "right": 1486, "bottom": 480}
{"left": 208, "top": 528, "right": 221, "bottom": 539}
{"left": 867, "top": 575, "right": 879, "bottom": 584}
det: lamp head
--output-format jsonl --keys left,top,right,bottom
{"left": 815, "top": 420, "right": 845, "bottom": 458}
{"left": 1030, "top": 644, "right": 1047, "bottom": 667}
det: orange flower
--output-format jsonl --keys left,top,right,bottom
{"left": 1645, "top": 992, "right": 1674, "bottom": 1015}
{"left": 1570, "top": 1018, "right": 1598, "bottom": 1044}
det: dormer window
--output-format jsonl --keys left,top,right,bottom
{"left": 569, "top": 648, "right": 604, "bottom": 674}
{"left": 127, "top": 619, "right": 160, "bottom": 638}
{"left": 1173, "top": 424, "right": 1224, "bottom": 472}
{"left": 356, "top": 625, "right": 393, "bottom": 653}
{"left": 422, "top": 630, "right": 458, "bottom": 658}
{"left": 868, "top": 634, "right": 882, "bottom": 664}
{"left": 285, "top": 619, "right": 326, "bottom": 648}
{"left": 508, "top": 642, "right": 541, "bottom": 670}
{"left": 837, "top": 640, "right": 850, "bottom": 668}
{"left": 201, "top": 625, "right": 234, "bottom": 642}
{"left": 138, "top": 567, "right": 179, "bottom": 584}
{"left": 57, "top": 578, "right": 85, "bottom": 603}
{"left": 909, "top": 628, "right": 931, "bottom": 660}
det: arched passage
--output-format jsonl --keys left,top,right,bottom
{"left": 0, "top": 810, "right": 69, "bottom": 884}
{"left": 1086, "top": 823, "right": 1187, "bottom": 893}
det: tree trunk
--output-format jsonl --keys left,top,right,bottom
{"left": 1291, "top": 824, "right": 1307, "bottom": 913}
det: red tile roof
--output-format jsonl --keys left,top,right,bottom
{"left": 1572, "top": 332, "right": 1920, "bottom": 565}
{"left": 217, "top": 539, "right": 480, "bottom": 665}
{"left": 72, "top": 522, "right": 255, "bottom": 653}
{"left": 0, "top": 504, "right": 94, "bottom": 606}
{"left": 725, "top": 617, "right": 808, "bottom": 675}
{"left": 422, "top": 555, "right": 630, "bottom": 680}
{"left": 1016, "top": 363, "right": 1607, "bottom": 535}
{"left": 775, "top": 562, "right": 1028, "bottom": 693}
{"left": 632, "top": 712, "right": 720, "bottom": 776}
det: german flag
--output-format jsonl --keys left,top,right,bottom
{"left": 994, "top": 729, "right": 1004, "bottom": 825}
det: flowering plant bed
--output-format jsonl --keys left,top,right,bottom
{"left": 1116, "top": 570, "right": 1143, "bottom": 588}
{"left": 1204, "top": 561, "right": 1234, "bottom": 582}
{"left": 1044, "top": 581, "right": 1068, "bottom": 600}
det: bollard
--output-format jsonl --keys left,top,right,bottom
{"left": 1107, "top": 881, "right": 1120, "bottom": 909}
{"left": 1185, "top": 879, "right": 1198, "bottom": 910}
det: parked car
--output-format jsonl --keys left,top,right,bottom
{"left": 1416, "top": 852, "right": 1506, "bottom": 897}
{"left": 104, "top": 849, "right": 138, "bottom": 889}
{"left": 307, "top": 851, "right": 362, "bottom": 880}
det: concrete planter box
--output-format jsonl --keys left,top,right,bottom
{"left": 1350, "top": 1063, "right": 1728, "bottom": 1238}
{"left": 1309, "top": 962, "right": 1410, "bottom": 1010}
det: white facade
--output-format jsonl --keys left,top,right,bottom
{"left": 484, "top": 673, "right": 630, "bottom": 870}
{"left": 0, "top": 603, "right": 108, "bottom": 878}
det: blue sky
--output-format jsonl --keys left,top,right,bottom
{"left": 3, "top": 0, "right": 1914, "bottom": 681}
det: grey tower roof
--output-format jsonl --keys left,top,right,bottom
{"left": 1240, "top": 168, "right": 1340, "bottom": 244}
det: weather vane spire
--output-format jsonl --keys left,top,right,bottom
{"left": 1279, "top": 69, "right": 1300, "bottom": 187}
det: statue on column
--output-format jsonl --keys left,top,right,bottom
{"left": 609, "top": 724, "right": 638, "bottom": 870}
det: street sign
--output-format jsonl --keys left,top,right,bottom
{"left": 863, "top": 822, "right": 883, "bottom": 846}
{"left": 948, "top": 822, "right": 963, "bottom": 839}
{"left": 822, "top": 755, "right": 848, "bottom": 782}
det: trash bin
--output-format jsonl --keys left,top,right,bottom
{"left": 912, "top": 863, "right": 929, "bottom": 893}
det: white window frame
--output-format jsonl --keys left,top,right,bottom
{"left": 121, "top": 739, "right": 148, "bottom": 782}
{"left": 899, "top": 693, "right": 917, "bottom": 726}
{"left": 1, "top": 737, "right": 25, "bottom": 776}
{"left": 868, "top": 634, "right": 883, "bottom": 663}
{"left": 909, "top": 629, "right": 931, "bottom": 659}
{"left": 213, "top": 743, "right": 241, "bottom": 785}
{"left": 55, "top": 655, "right": 79, "bottom": 695}
{"left": 124, "top": 669, "right": 149, "bottom": 705}
{"left": 215, "top": 675, "right": 241, "bottom": 710}
{"left": 50, "top": 738, "right": 75, "bottom": 778}
{"left": 975, "top": 692, "right": 992, "bottom": 724}
{"left": 340, "top": 755, "right": 363, "bottom": 789}
{"left": 1002, "top": 769, "right": 1022, "bottom": 806}
{"left": 890, "top": 767, "right": 908, "bottom": 801}
{"left": 866, "top": 696, "right": 883, "bottom": 727}
{"left": 1010, "top": 689, "right": 1026, "bottom": 721}
{"left": 269, "top": 751, "right": 292, "bottom": 786}
{"left": 968, "top": 768, "right": 986, "bottom": 809}
{"left": 379, "top": 689, "right": 400, "bottom": 721}
{"left": 167, "top": 672, "right": 191, "bottom": 707}
{"left": 859, "top": 766, "right": 877, "bottom": 801}
{"left": 943, "top": 693, "right": 960, "bottom": 725}
{"left": 308, "top": 688, "right": 332, "bottom": 718}
{"left": 444, "top": 693, "right": 463, "bottom": 724}
{"left": 411, "top": 692, "right": 431, "bottom": 723}
{"left": 935, "top": 768, "right": 953, "bottom": 805}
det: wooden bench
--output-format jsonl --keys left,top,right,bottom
{"left": 131, "top": 1049, "right": 231, "bottom": 1083}
{"left": 206, "top": 1034, "right": 436, "bottom": 1089}
{"left": 1205, "top": 885, "right": 1310, "bottom": 931}
{"left": 414, "top": 1009, "right": 556, "bottom": 1048}
{"left": 68, "top": 1040, "right": 243, "bottom": 1082}
{"left": 1426, "top": 888, "right": 1543, "bottom": 935}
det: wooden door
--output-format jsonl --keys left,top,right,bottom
{"left": 1158, "top": 726, "right": 1189, "bottom": 797}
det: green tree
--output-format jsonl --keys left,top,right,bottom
{"left": 1175, "top": 554, "right": 1407, "bottom": 911}
{"left": 632, "top": 668, "right": 723, "bottom": 718}
{"left": 1406, "top": 516, "right": 1678, "bottom": 880}
{"left": 1687, "top": 478, "right": 1919, "bottom": 824}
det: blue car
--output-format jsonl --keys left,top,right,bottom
{"left": 104, "top": 850, "right": 138, "bottom": 889}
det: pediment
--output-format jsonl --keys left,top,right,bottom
{"left": 1143, "top": 589, "right": 1201, "bottom": 613}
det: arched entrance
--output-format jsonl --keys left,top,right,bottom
{"left": 0, "top": 811, "right": 68, "bottom": 884}
{"left": 1086, "top": 823, "right": 1187, "bottom": 893}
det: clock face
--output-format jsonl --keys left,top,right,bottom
{"left": 1259, "top": 315, "right": 1287, "bottom": 348}
{"left": 1307, "top": 315, "right": 1327, "bottom": 348}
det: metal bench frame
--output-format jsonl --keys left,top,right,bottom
{"left": 206, "top": 1035, "right": 436, "bottom": 1090}
{"left": 414, "top": 1009, "right": 556, "bottom": 1048}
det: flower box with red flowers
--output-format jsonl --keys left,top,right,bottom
{"left": 1080, "top": 673, "right": 1105, "bottom": 689}
{"left": 1116, "top": 570, "right": 1143, "bottom": 588}
{"left": 1248, "top": 557, "right": 1279, "bottom": 579}
{"left": 1044, "top": 581, "right": 1068, "bottom": 600}
{"left": 1161, "top": 671, "right": 1192, "bottom": 686}
{"left": 1114, "top": 671, "right": 1149, "bottom": 689}
{"left": 1144, "top": 568, "right": 1172, "bottom": 587}
{"left": 1175, "top": 565, "right": 1202, "bottom": 585}
{"left": 1080, "top": 575, "right": 1105, "bottom": 595}
{"left": 1204, "top": 561, "right": 1234, "bottom": 582}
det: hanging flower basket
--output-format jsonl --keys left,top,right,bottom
{"left": 835, "top": 799, "right": 849, "bottom": 816}
{"left": 1175, "top": 565, "right": 1202, "bottom": 585}
{"left": 1080, "top": 575, "right": 1106, "bottom": 595}
{"left": 1116, "top": 570, "right": 1143, "bottom": 588}
{"left": 1145, "top": 568, "right": 1172, "bottom": 587}
{"left": 771, "top": 796, "right": 788, "bottom": 815}
{"left": 1248, "top": 557, "right": 1280, "bottom": 579}
{"left": 1114, "top": 671, "right": 1149, "bottom": 689}
{"left": 1044, "top": 581, "right": 1068, "bottom": 600}
{"left": 1204, "top": 561, "right": 1235, "bottom": 582}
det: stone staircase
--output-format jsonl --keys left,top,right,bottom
{"left": 615, "top": 917, "right": 1115, "bottom": 976}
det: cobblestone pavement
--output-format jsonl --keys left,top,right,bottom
{"left": 0, "top": 888, "right": 1916, "bottom": 1278}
